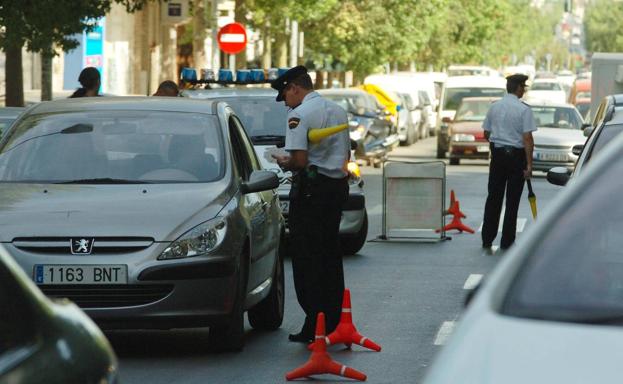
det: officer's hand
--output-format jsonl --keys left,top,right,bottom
{"left": 272, "top": 154, "right": 290, "bottom": 169}
{"left": 523, "top": 167, "right": 532, "bottom": 179}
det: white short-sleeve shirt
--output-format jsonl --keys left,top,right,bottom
{"left": 482, "top": 94, "right": 537, "bottom": 148}
{"left": 285, "top": 91, "right": 350, "bottom": 178}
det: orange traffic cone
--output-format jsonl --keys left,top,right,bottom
{"left": 286, "top": 312, "right": 367, "bottom": 381}
{"left": 308, "top": 289, "right": 381, "bottom": 352}
{"left": 436, "top": 201, "right": 475, "bottom": 233}
{"left": 444, "top": 190, "right": 466, "bottom": 218}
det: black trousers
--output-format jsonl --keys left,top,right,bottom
{"left": 482, "top": 146, "right": 526, "bottom": 249}
{"left": 288, "top": 173, "right": 349, "bottom": 337}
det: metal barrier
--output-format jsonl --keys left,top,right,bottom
{"left": 379, "top": 160, "right": 446, "bottom": 241}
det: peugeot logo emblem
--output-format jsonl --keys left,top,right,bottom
{"left": 70, "top": 238, "right": 94, "bottom": 255}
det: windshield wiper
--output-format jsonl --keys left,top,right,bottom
{"left": 56, "top": 178, "right": 152, "bottom": 184}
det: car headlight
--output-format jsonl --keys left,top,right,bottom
{"left": 452, "top": 134, "right": 476, "bottom": 142}
{"left": 158, "top": 217, "right": 227, "bottom": 260}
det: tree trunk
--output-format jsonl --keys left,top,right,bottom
{"left": 41, "top": 49, "right": 53, "bottom": 101}
{"left": 314, "top": 70, "right": 324, "bottom": 89}
{"left": 5, "top": 39, "right": 24, "bottom": 107}
{"left": 192, "top": 0, "right": 207, "bottom": 71}
{"left": 275, "top": 27, "right": 288, "bottom": 68}
{"left": 261, "top": 24, "right": 271, "bottom": 68}
{"left": 234, "top": 0, "right": 247, "bottom": 69}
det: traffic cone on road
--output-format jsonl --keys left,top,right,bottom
{"left": 437, "top": 200, "right": 475, "bottom": 233}
{"left": 308, "top": 289, "right": 381, "bottom": 352}
{"left": 286, "top": 312, "right": 367, "bottom": 381}
{"left": 444, "top": 190, "right": 466, "bottom": 218}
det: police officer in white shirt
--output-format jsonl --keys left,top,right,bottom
{"left": 271, "top": 66, "right": 350, "bottom": 343}
{"left": 481, "top": 74, "right": 536, "bottom": 251}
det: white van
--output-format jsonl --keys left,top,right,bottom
{"left": 436, "top": 75, "right": 507, "bottom": 158}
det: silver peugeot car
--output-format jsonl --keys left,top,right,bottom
{"left": 0, "top": 97, "right": 284, "bottom": 351}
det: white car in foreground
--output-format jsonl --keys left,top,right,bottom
{"left": 424, "top": 132, "right": 623, "bottom": 384}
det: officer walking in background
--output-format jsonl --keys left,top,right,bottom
{"left": 481, "top": 74, "right": 536, "bottom": 251}
{"left": 271, "top": 66, "right": 350, "bottom": 343}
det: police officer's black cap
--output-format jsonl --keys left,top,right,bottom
{"left": 506, "top": 73, "right": 529, "bottom": 85}
{"left": 271, "top": 65, "right": 309, "bottom": 101}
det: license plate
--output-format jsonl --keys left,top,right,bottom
{"left": 34, "top": 265, "right": 128, "bottom": 285}
{"left": 477, "top": 145, "right": 489, "bottom": 152}
{"left": 280, "top": 201, "right": 290, "bottom": 214}
{"left": 537, "top": 152, "right": 568, "bottom": 161}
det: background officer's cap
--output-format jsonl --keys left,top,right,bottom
{"left": 271, "top": 65, "right": 308, "bottom": 101}
{"left": 506, "top": 73, "right": 529, "bottom": 86}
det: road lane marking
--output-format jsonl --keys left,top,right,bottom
{"left": 478, "top": 218, "right": 526, "bottom": 233}
{"left": 434, "top": 321, "right": 456, "bottom": 346}
{"left": 463, "top": 274, "right": 483, "bottom": 290}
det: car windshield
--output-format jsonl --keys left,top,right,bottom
{"left": 222, "top": 97, "right": 288, "bottom": 140}
{"left": 443, "top": 88, "right": 506, "bottom": 111}
{"left": 0, "top": 111, "right": 224, "bottom": 183}
{"left": 530, "top": 106, "right": 583, "bottom": 129}
{"left": 531, "top": 82, "right": 562, "bottom": 91}
{"left": 576, "top": 103, "right": 590, "bottom": 119}
{"left": 585, "top": 123, "right": 623, "bottom": 165}
{"left": 454, "top": 99, "right": 495, "bottom": 121}
{"left": 502, "top": 158, "right": 623, "bottom": 324}
{"left": 324, "top": 94, "right": 372, "bottom": 114}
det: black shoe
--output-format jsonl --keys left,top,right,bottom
{"left": 288, "top": 332, "right": 313, "bottom": 343}
{"left": 482, "top": 243, "right": 492, "bottom": 249}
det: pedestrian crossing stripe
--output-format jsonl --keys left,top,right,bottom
{"left": 477, "top": 218, "right": 526, "bottom": 233}
{"left": 434, "top": 321, "right": 456, "bottom": 346}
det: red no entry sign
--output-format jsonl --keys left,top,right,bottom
{"left": 217, "top": 23, "right": 247, "bottom": 55}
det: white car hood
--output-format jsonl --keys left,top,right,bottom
{"left": 425, "top": 312, "right": 623, "bottom": 384}
{"left": 533, "top": 127, "right": 586, "bottom": 147}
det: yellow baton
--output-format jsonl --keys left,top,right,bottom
{"left": 307, "top": 123, "right": 349, "bottom": 143}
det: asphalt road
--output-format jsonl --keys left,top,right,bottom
{"left": 109, "top": 137, "right": 561, "bottom": 383}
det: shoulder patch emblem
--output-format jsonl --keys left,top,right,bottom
{"left": 288, "top": 117, "right": 301, "bottom": 129}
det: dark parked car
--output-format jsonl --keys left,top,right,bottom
{"left": 0, "top": 97, "right": 284, "bottom": 351}
{"left": 182, "top": 88, "right": 369, "bottom": 255}
{"left": 1, "top": 244, "right": 118, "bottom": 383}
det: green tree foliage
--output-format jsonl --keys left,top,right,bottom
{"left": 585, "top": 0, "right": 623, "bottom": 53}
{"left": 247, "top": 0, "right": 563, "bottom": 80}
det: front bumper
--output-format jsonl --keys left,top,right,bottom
{"left": 8, "top": 243, "right": 239, "bottom": 329}
{"left": 533, "top": 150, "right": 577, "bottom": 172}
{"left": 449, "top": 142, "right": 490, "bottom": 159}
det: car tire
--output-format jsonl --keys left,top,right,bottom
{"left": 248, "top": 239, "right": 285, "bottom": 331}
{"left": 208, "top": 251, "right": 247, "bottom": 352}
{"left": 340, "top": 212, "right": 368, "bottom": 255}
{"left": 449, "top": 158, "right": 459, "bottom": 165}
{"left": 406, "top": 125, "right": 416, "bottom": 145}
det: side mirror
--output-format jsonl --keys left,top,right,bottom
{"left": 572, "top": 144, "right": 583, "bottom": 156}
{"left": 546, "top": 167, "right": 570, "bottom": 186}
{"left": 241, "top": 170, "right": 279, "bottom": 193}
{"left": 581, "top": 123, "right": 591, "bottom": 130}
{"left": 442, "top": 116, "right": 452, "bottom": 124}
{"left": 583, "top": 125, "right": 594, "bottom": 137}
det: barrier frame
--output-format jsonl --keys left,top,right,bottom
{"left": 378, "top": 160, "right": 447, "bottom": 242}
